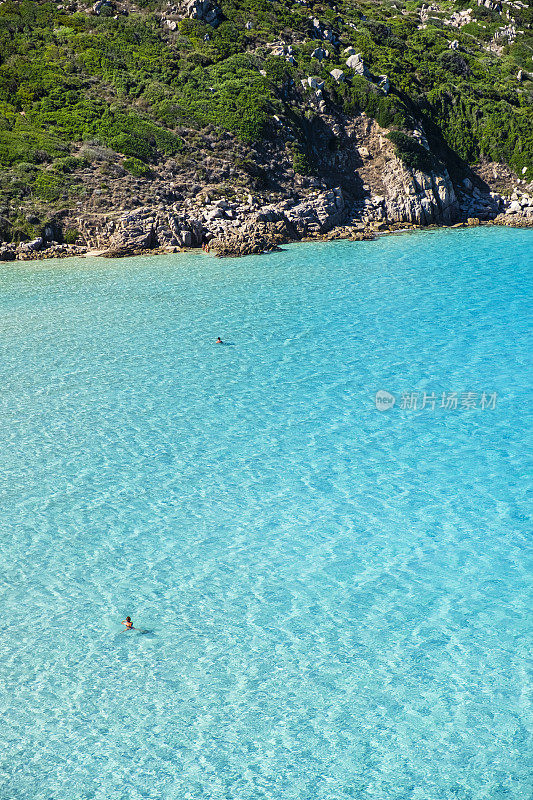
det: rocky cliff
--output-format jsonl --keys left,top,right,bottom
{"left": 0, "top": 0, "right": 531, "bottom": 258}
{"left": 4, "top": 114, "right": 532, "bottom": 262}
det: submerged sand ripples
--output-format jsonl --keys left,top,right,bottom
{"left": 0, "top": 228, "right": 532, "bottom": 799}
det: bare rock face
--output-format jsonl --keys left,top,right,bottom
{"left": 444, "top": 9, "right": 473, "bottom": 27}
{"left": 341, "top": 118, "right": 459, "bottom": 226}
{"left": 157, "top": 213, "right": 203, "bottom": 248}
{"left": 494, "top": 211, "right": 533, "bottom": 227}
{"left": 182, "top": 0, "right": 221, "bottom": 26}
{"left": 478, "top": 0, "right": 502, "bottom": 11}
{"left": 78, "top": 206, "right": 205, "bottom": 255}
{"left": 19, "top": 237, "right": 44, "bottom": 252}
{"left": 345, "top": 53, "right": 371, "bottom": 78}
{"left": 209, "top": 219, "right": 295, "bottom": 257}
{"left": 207, "top": 190, "right": 347, "bottom": 256}
{"left": 378, "top": 74, "right": 389, "bottom": 94}
{"left": 284, "top": 188, "right": 347, "bottom": 236}
{"left": 494, "top": 191, "right": 533, "bottom": 226}
{"left": 104, "top": 210, "right": 157, "bottom": 256}
{"left": 310, "top": 18, "right": 338, "bottom": 45}
{"left": 378, "top": 158, "right": 458, "bottom": 225}
{"left": 311, "top": 47, "right": 328, "bottom": 62}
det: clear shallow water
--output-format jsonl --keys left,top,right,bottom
{"left": 0, "top": 227, "right": 532, "bottom": 800}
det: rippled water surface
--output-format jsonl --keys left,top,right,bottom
{"left": 1, "top": 228, "right": 532, "bottom": 800}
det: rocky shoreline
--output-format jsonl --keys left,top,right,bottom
{"left": 2, "top": 147, "right": 533, "bottom": 262}
{"left": 4, "top": 213, "right": 532, "bottom": 263}
{"left": 4, "top": 210, "right": 532, "bottom": 265}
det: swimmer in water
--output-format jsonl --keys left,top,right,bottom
{"left": 216, "top": 336, "right": 223, "bottom": 344}
{"left": 121, "top": 616, "right": 134, "bottom": 630}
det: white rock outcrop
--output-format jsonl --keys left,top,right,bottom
{"left": 182, "top": 0, "right": 221, "bottom": 26}
{"left": 345, "top": 53, "right": 371, "bottom": 77}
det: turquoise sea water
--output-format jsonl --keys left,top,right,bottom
{"left": 0, "top": 227, "right": 532, "bottom": 800}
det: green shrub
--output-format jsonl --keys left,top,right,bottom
{"left": 14, "top": 161, "right": 39, "bottom": 178}
{"left": 33, "top": 172, "right": 66, "bottom": 201}
{"left": 110, "top": 132, "right": 155, "bottom": 162}
{"left": 264, "top": 56, "right": 293, "bottom": 84}
{"left": 52, "top": 156, "right": 83, "bottom": 173}
{"left": 291, "top": 143, "right": 312, "bottom": 175}
{"left": 387, "top": 131, "right": 434, "bottom": 172}
{"left": 123, "top": 157, "right": 152, "bottom": 177}
{"left": 338, "top": 77, "right": 409, "bottom": 129}
{"left": 172, "top": 55, "right": 272, "bottom": 142}
{"left": 438, "top": 51, "right": 471, "bottom": 77}
{"left": 8, "top": 219, "right": 39, "bottom": 243}
{"left": 98, "top": 3, "right": 115, "bottom": 18}
{"left": 0, "top": 130, "right": 67, "bottom": 167}
{"left": 63, "top": 228, "right": 79, "bottom": 243}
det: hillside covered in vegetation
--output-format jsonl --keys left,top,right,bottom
{"left": 0, "top": 0, "right": 532, "bottom": 243}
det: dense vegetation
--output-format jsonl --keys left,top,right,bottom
{"left": 0, "top": 0, "right": 531, "bottom": 239}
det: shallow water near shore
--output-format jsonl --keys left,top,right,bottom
{"left": 1, "top": 227, "right": 532, "bottom": 800}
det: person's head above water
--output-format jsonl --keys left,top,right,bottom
{"left": 126, "top": 616, "right": 131, "bottom": 623}
{"left": 216, "top": 337, "right": 223, "bottom": 343}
